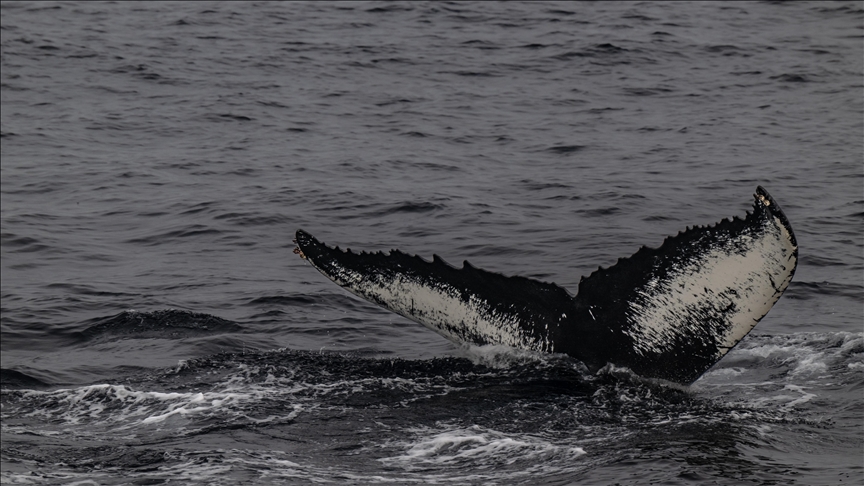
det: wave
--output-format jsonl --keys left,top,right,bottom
{"left": 77, "top": 309, "right": 242, "bottom": 342}
{"left": 2, "top": 331, "right": 859, "bottom": 484}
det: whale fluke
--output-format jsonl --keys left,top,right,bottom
{"left": 294, "top": 186, "right": 797, "bottom": 384}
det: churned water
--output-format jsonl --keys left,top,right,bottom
{"left": 1, "top": 1, "right": 862, "bottom": 484}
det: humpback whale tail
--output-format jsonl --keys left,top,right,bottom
{"left": 294, "top": 186, "right": 797, "bottom": 384}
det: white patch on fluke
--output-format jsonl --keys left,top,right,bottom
{"left": 312, "top": 259, "right": 551, "bottom": 353}
{"left": 625, "top": 211, "right": 797, "bottom": 359}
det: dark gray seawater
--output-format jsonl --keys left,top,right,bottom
{"left": 1, "top": 1, "right": 862, "bottom": 484}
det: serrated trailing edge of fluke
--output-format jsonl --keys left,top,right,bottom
{"left": 293, "top": 230, "right": 573, "bottom": 294}
{"left": 578, "top": 187, "right": 796, "bottom": 287}
{"left": 293, "top": 186, "right": 797, "bottom": 385}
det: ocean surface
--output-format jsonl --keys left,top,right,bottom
{"left": 1, "top": 1, "right": 862, "bottom": 484}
